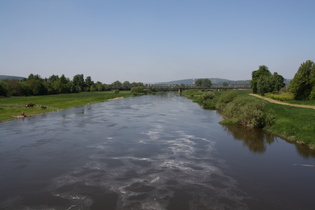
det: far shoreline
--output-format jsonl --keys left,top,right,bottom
{"left": 0, "top": 91, "right": 132, "bottom": 123}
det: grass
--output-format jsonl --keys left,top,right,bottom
{"left": 282, "top": 99, "right": 315, "bottom": 106}
{"left": 0, "top": 91, "right": 132, "bottom": 122}
{"left": 182, "top": 89, "right": 315, "bottom": 149}
{"left": 264, "top": 102, "right": 315, "bottom": 148}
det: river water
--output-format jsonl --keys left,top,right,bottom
{"left": 1, "top": 92, "right": 315, "bottom": 210}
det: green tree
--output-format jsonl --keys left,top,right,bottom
{"left": 73, "top": 74, "right": 85, "bottom": 92}
{"left": 0, "top": 81, "right": 8, "bottom": 96}
{"left": 91, "top": 81, "right": 105, "bottom": 91}
{"left": 6, "top": 79, "right": 26, "bottom": 96}
{"left": 123, "top": 81, "right": 131, "bottom": 89}
{"left": 272, "top": 72, "right": 285, "bottom": 92}
{"left": 131, "top": 82, "right": 144, "bottom": 87}
{"left": 255, "top": 71, "right": 285, "bottom": 96}
{"left": 60, "top": 74, "right": 69, "bottom": 84}
{"left": 257, "top": 75, "right": 273, "bottom": 95}
{"left": 27, "top": 79, "right": 47, "bottom": 95}
{"left": 195, "top": 78, "right": 212, "bottom": 87}
{"left": 52, "top": 80, "right": 67, "bottom": 94}
{"left": 28, "top": 73, "right": 42, "bottom": 80}
{"left": 111, "top": 80, "right": 122, "bottom": 89}
{"left": 48, "top": 75, "right": 59, "bottom": 82}
{"left": 289, "top": 60, "right": 315, "bottom": 100}
{"left": 85, "top": 76, "right": 94, "bottom": 88}
{"left": 251, "top": 65, "right": 272, "bottom": 94}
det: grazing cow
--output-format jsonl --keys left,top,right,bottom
{"left": 26, "top": 103, "right": 35, "bottom": 107}
{"left": 41, "top": 106, "right": 47, "bottom": 109}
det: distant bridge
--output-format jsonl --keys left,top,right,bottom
{"left": 142, "top": 84, "right": 251, "bottom": 96}
{"left": 110, "top": 84, "right": 251, "bottom": 91}
{"left": 144, "top": 84, "right": 251, "bottom": 91}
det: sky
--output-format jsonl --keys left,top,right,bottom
{"left": 1, "top": 0, "right": 315, "bottom": 84}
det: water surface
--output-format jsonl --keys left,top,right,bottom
{"left": 1, "top": 93, "right": 315, "bottom": 209}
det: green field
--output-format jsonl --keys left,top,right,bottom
{"left": 264, "top": 102, "right": 315, "bottom": 148}
{"left": 283, "top": 99, "right": 315, "bottom": 106}
{"left": 0, "top": 91, "right": 132, "bottom": 122}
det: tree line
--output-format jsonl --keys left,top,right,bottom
{"left": 0, "top": 74, "right": 144, "bottom": 97}
{"left": 251, "top": 60, "right": 315, "bottom": 100}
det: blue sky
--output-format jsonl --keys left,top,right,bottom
{"left": 1, "top": 0, "right": 314, "bottom": 83}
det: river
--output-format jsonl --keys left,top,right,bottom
{"left": 1, "top": 92, "right": 315, "bottom": 210}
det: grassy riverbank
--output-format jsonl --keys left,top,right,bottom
{"left": 0, "top": 91, "right": 132, "bottom": 122}
{"left": 182, "top": 89, "right": 315, "bottom": 149}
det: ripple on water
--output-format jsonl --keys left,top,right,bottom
{"left": 35, "top": 128, "right": 248, "bottom": 210}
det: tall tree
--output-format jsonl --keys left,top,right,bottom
{"left": 251, "top": 65, "right": 272, "bottom": 94}
{"left": 123, "top": 81, "right": 130, "bottom": 89}
{"left": 85, "top": 76, "right": 94, "bottom": 87}
{"left": 0, "top": 81, "right": 8, "bottom": 96}
{"left": 73, "top": 74, "right": 85, "bottom": 92}
{"left": 272, "top": 72, "right": 285, "bottom": 92}
{"left": 49, "top": 75, "right": 59, "bottom": 82}
{"left": 289, "top": 60, "right": 315, "bottom": 100}
{"left": 257, "top": 75, "right": 274, "bottom": 95}
{"left": 60, "top": 74, "right": 69, "bottom": 84}
{"left": 111, "top": 80, "right": 122, "bottom": 89}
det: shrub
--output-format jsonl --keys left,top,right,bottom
{"left": 202, "top": 91, "right": 215, "bottom": 100}
{"left": 218, "top": 91, "right": 238, "bottom": 103}
{"left": 216, "top": 91, "right": 238, "bottom": 110}
{"left": 221, "top": 97, "right": 274, "bottom": 128}
{"left": 131, "top": 86, "right": 149, "bottom": 96}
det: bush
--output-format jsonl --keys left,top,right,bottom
{"left": 131, "top": 86, "right": 149, "bottom": 96}
{"left": 202, "top": 91, "right": 215, "bottom": 100}
{"left": 216, "top": 91, "right": 238, "bottom": 110}
{"left": 218, "top": 91, "right": 238, "bottom": 103}
{"left": 221, "top": 97, "right": 274, "bottom": 128}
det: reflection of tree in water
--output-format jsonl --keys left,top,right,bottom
{"left": 223, "top": 125, "right": 275, "bottom": 153}
{"left": 294, "top": 144, "right": 315, "bottom": 158}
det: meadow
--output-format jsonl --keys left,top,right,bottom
{"left": 265, "top": 102, "right": 315, "bottom": 148}
{"left": 0, "top": 91, "right": 132, "bottom": 122}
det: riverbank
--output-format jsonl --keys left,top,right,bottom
{"left": 0, "top": 91, "right": 132, "bottom": 122}
{"left": 182, "top": 89, "right": 315, "bottom": 150}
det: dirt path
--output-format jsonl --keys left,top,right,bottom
{"left": 250, "top": 94, "right": 315, "bottom": 110}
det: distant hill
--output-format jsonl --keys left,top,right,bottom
{"left": 0, "top": 75, "right": 25, "bottom": 80}
{"left": 156, "top": 78, "right": 291, "bottom": 86}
